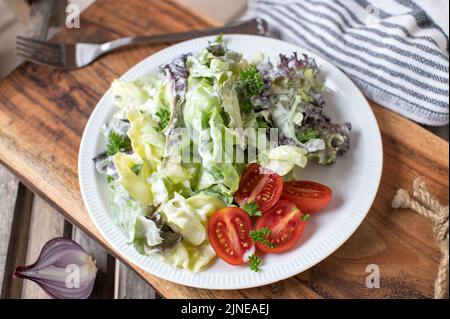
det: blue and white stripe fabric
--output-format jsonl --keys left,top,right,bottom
{"left": 246, "top": 0, "right": 449, "bottom": 125}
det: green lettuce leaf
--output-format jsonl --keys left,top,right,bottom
{"left": 158, "top": 193, "right": 207, "bottom": 246}
{"left": 111, "top": 79, "right": 148, "bottom": 113}
{"left": 133, "top": 216, "right": 163, "bottom": 255}
{"left": 158, "top": 193, "right": 224, "bottom": 246}
{"left": 185, "top": 195, "right": 226, "bottom": 225}
{"left": 127, "top": 107, "right": 165, "bottom": 171}
{"left": 260, "top": 145, "right": 308, "bottom": 176}
{"left": 183, "top": 76, "right": 241, "bottom": 195}
{"left": 219, "top": 77, "right": 243, "bottom": 129}
{"left": 159, "top": 241, "right": 216, "bottom": 272}
{"left": 158, "top": 193, "right": 225, "bottom": 272}
{"left": 108, "top": 180, "right": 144, "bottom": 242}
{"left": 113, "top": 152, "right": 152, "bottom": 207}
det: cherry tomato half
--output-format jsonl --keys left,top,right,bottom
{"left": 208, "top": 207, "right": 254, "bottom": 265}
{"left": 281, "top": 180, "right": 332, "bottom": 214}
{"left": 254, "top": 200, "right": 306, "bottom": 253}
{"left": 235, "top": 164, "right": 283, "bottom": 213}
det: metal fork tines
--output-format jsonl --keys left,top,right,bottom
{"left": 16, "top": 36, "right": 66, "bottom": 68}
{"left": 15, "top": 18, "right": 268, "bottom": 70}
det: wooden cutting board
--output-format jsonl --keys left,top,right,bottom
{"left": 0, "top": 0, "right": 448, "bottom": 299}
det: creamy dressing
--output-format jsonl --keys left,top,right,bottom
{"left": 242, "top": 245, "right": 256, "bottom": 263}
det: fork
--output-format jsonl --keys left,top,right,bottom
{"left": 16, "top": 18, "right": 268, "bottom": 70}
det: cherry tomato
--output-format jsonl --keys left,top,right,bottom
{"left": 208, "top": 207, "right": 254, "bottom": 265}
{"left": 254, "top": 200, "right": 306, "bottom": 253}
{"left": 281, "top": 180, "right": 332, "bottom": 213}
{"left": 235, "top": 164, "right": 283, "bottom": 213}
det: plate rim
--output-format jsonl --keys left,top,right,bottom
{"left": 78, "top": 34, "right": 383, "bottom": 290}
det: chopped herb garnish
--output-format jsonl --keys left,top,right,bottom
{"left": 237, "top": 64, "right": 265, "bottom": 112}
{"left": 238, "top": 64, "right": 265, "bottom": 96}
{"left": 131, "top": 163, "right": 142, "bottom": 175}
{"left": 249, "top": 227, "right": 275, "bottom": 248}
{"left": 106, "top": 175, "right": 115, "bottom": 183}
{"left": 241, "top": 100, "right": 253, "bottom": 113}
{"left": 207, "top": 34, "right": 226, "bottom": 55}
{"left": 248, "top": 254, "right": 262, "bottom": 272}
{"left": 215, "top": 33, "right": 223, "bottom": 44}
{"left": 242, "top": 202, "right": 262, "bottom": 217}
{"left": 256, "top": 118, "right": 271, "bottom": 129}
{"left": 106, "top": 131, "right": 132, "bottom": 156}
{"left": 155, "top": 108, "right": 170, "bottom": 132}
{"left": 300, "top": 213, "right": 311, "bottom": 221}
{"left": 298, "top": 128, "right": 319, "bottom": 143}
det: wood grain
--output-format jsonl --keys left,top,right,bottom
{"left": 21, "top": 195, "right": 67, "bottom": 299}
{"left": 114, "top": 261, "right": 158, "bottom": 299}
{"left": 0, "top": 184, "right": 33, "bottom": 299}
{"left": 72, "top": 227, "right": 116, "bottom": 299}
{"left": 0, "top": 0, "right": 448, "bottom": 299}
{"left": 0, "top": 164, "right": 19, "bottom": 291}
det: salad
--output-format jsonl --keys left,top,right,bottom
{"left": 93, "top": 35, "right": 351, "bottom": 272}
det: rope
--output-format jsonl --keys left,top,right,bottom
{"left": 392, "top": 177, "right": 449, "bottom": 299}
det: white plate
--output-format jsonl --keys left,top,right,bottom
{"left": 79, "top": 35, "right": 383, "bottom": 290}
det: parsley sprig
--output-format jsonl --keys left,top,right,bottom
{"left": 237, "top": 64, "right": 265, "bottom": 113}
{"left": 300, "top": 213, "right": 311, "bottom": 221}
{"left": 256, "top": 118, "right": 270, "bottom": 129}
{"left": 155, "top": 108, "right": 170, "bottom": 132}
{"left": 239, "top": 64, "right": 265, "bottom": 96}
{"left": 215, "top": 33, "right": 223, "bottom": 44}
{"left": 249, "top": 227, "right": 275, "bottom": 249}
{"left": 298, "top": 128, "right": 319, "bottom": 143}
{"left": 242, "top": 202, "right": 262, "bottom": 217}
{"left": 248, "top": 254, "right": 262, "bottom": 272}
{"left": 131, "top": 163, "right": 142, "bottom": 176}
{"left": 106, "top": 132, "right": 132, "bottom": 156}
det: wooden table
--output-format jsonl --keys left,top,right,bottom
{"left": 0, "top": 0, "right": 448, "bottom": 299}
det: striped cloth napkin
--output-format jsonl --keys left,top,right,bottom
{"left": 245, "top": 0, "right": 449, "bottom": 126}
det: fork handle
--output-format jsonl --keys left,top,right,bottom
{"left": 99, "top": 18, "right": 267, "bottom": 54}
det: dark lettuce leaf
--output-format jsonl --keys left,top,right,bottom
{"left": 206, "top": 33, "right": 226, "bottom": 56}
{"left": 148, "top": 212, "right": 183, "bottom": 253}
{"left": 300, "top": 102, "right": 351, "bottom": 164}
{"left": 256, "top": 52, "right": 351, "bottom": 164}
{"left": 93, "top": 151, "right": 116, "bottom": 177}
{"left": 160, "top": 54, "right": 190, "bottom": 162}
{"left": 207, "top": 41, "right": 226, "bottom": 57}
{"left": 104, "top": 118, "right": 131, "bottom": 136}
{"left": 160, "top": 54, "right": 191, "bottom": 98}
{"left": 157, "top": 224, "right": 183, "bottom": 252}
{"left": 259, "top": 52, "right": 319, "bottom": 84}
{"left": 301, "top": 120, "right": 351, "bottom": 164}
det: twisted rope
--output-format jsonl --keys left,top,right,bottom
{"left": 392, "top": 178, "right": 449, "bottom": 299}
